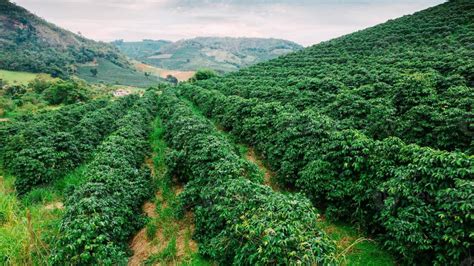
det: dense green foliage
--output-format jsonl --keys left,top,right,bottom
{"left": 177, "top": 3, "right": 474, "bottom": 263}
{"left": 189, "top": 69, "right": 218, "bottom": 82}
{"left": 196, "top": 0, "right": 473, "bottom": 154}
{"left": 50, "top": 90, "right": 158, "bottom": 264}
{"left": 1, "top": 95, "right": 137, "bottom": 194}
{"left": 158, "top": 90, "right": 336, "bottom": 265}
{"left": 114, "top": 37, "right": 302, "bottom": 73}
{"left": 41, "top": 80, "right": 90, "bottom": 105}
{"left": 182, "top": 80, "right": 473, "bottom": 265}
{"left": 0, "top": 0, "right": 129, "bottom": 77}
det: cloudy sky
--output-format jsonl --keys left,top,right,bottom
{"left": 13, "top": 0, "right": 444, "bottom": 46}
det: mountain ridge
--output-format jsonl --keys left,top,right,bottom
{"left": 113, "top": 36, "right": 303, "bottom": 73}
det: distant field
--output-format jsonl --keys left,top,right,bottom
{"left": 76, "top": 58, "right": 163, "bottom": 88}
{"left": 133, "top": 61, "right": 195, "bottom": 81}
{"left": 0, "top": 69, "right": 46, "bottom": 85}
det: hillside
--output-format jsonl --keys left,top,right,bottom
{"left": 0, "top": 0, "right": 129, "bottom": 78}
{"left": 114, "top": 37, "right": 303, "bottom": 73}
{"left": 194, "top": 0, "right": 473, "bottom": 154}
{"left": 181, "top": 0, "right": 473, "bottom": 264}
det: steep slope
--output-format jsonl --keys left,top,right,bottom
{"left": 0, "top": 0, "right": 129, "bottom": 78}
{"left": 195, "top": 0, "right": 473, "bottom": 154}
{"left": 114, "top": 37, "right": 303, "bottom": 73}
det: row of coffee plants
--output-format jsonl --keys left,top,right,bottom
{"left": 157, "top": 90, "right": 337, "bottom": 265}
{"left": 181, "top": 85, "right": 474, "bottom": 265}
{"left": 2, "top": 96, "right": 138, "bottom": 195}
{"left": 0, "top": 100, "right": 107, "bottom": 156}
{"left": 50, "top": 90, "right": 158, "bottom": 264}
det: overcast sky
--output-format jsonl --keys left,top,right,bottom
{"left": 13, "top": 0, "right": 445, "bottom": 46}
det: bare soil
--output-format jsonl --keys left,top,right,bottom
{"left": 246, "top": 147, "right": 279, "bottom": 190}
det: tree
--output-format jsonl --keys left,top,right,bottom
{"left": 190, "top": 69, "right": 218, "bottom": 82}
{"left": 90, "top": 68, "right": 98, "bottom": 77}
{"left": 165, "top": 74, "right": 178, "bottom": 85}
{"left": 42, "top": 81, "right": 89, "bottom": 105}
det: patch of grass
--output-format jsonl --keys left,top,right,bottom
{"left": 21, "top": 188, "right": 56, "bottom": 206}
{"left": 0, "top": 164, "right": 90, "bottom": 265}
{"left": 51, "top": 165, "right": 88, "bottom": 194}
{"left": 319, "top": 220, "right": 395, "bottom": 266}
{"left": 0, "top": 171, "right": 63, "bottom": 265}
{"left": 180, "top": 253, "right": 213, "bottom": 266}
{"left": 146, "top": 221, "right": 158, "bottom": 241}
{"left": 0, "top": 70, "right": 46, "bottom": 85}
{"left": 152, "top": 237, "right": 177, "bottom": 263}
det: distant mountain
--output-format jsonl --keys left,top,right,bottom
{"left": 113, "top": 37, "right": 303, "bottom": 73}
{"left": 112, "top": 39, "right": 172, "bottom": 59}
{"left": 0, "top": 0, "right": 129, "bottom": 78}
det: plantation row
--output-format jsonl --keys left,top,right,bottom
{"left": 181, "top": 85, "right": 474, "bottom": 265}
{"left": 194, "top": 0, "right": 473, "bottom": 154}
{"left": 157, "top": 90, "right": 337, "bottom": 265}
{"left": 1, "top": 96, "right": 138, "bottom": 195}
{"left": 0, "top": 100, "right": 106, "bottom": 152}
{"left": 50, "top": 90, "right": 158, "bottom": 264}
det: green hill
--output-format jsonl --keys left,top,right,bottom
{"left": 114, "top": 37, "right": 303, "bottom": 73}
{"left": 194, "top": 0, "right": 473, "bottom": 154}
{"left": 0, "top": 0, "right": 129, "bottom": 78}
{"left": 182, "top": 0, "right": 473, "bottom": 264}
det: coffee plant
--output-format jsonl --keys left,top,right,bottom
{"left": 157, "top": 90, "right": 337, "bottom": 265}
{"left": 50, "top": 90, "right": 158, "bottom": 265}
{"left": 181, "top": 84, "right": 473, "bottom": 265}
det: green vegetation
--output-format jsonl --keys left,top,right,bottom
{"left": 0, "top": 0, "right": 129, "bottom": 78}
{"left": 0, "top": 69, "right": 46, "bottom": 85}
{"left": 114, "top": 37, "right": 303, "bottom": 73}
{"left": 0, "top": 163, "right": 90, "bottom": 265}
{"left": 195, "top": 1, "right": 473, "bottom": 154}
{"left": 0, "top": 0, "right": 472, "bottom": 265}
{"left": 0, "top": 74, "right": 99, "bottom": 118}
{"left": 180, "top": 1, "right": 474, "bottom": 264}
{"left": 50, "top": 90, "right": 158, "bottom": 264}
{"left": 76, "top": 58, "right": 163, "bottom": 87}
{"left": 1, "top": 96, "right": 137, "bottom": 194}
{"left": 158, "top": 90, "right": 337, "bottom": 264}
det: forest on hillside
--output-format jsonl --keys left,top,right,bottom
{"left": 0, "top": 0, "right": 472, "bottom": 265}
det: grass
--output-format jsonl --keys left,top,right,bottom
{"left": 0, "top": 70, "right": 47, "bottom": 85}
{"left": 76, "top": 58, "right": 163, "bottom": 88}
{"left": 320, "top": 220, "right": 395, "bottom": 266}
{"left": 0, "top": 164, "right": 89, "bottom": 265}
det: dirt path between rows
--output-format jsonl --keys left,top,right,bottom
{"left": 128, "top": 158, "right": 198, "bottom": 266}
{"left": 245, "top": 147, "right": 279, "bottom": 191}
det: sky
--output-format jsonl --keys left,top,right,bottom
{"left": 13, "top": 0, "right": 445, "bottom": 46}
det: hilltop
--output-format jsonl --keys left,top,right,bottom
{"left": 114, "top": 37, "right": 303, "bottom": 73}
